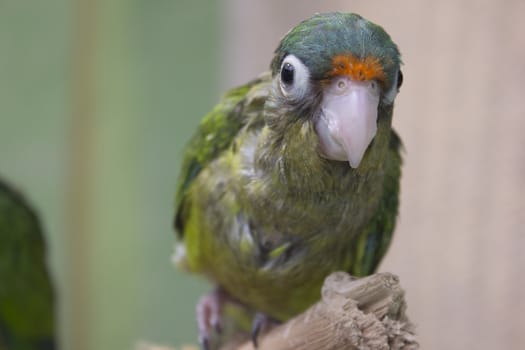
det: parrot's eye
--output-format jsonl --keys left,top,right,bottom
{"left": 279, "top": 55, "right": 310, "bottom": 99}
{"left": 281, "top": 63, "right": 295, "bottom": 85}
{"left": 397, "top": 70, "right": 403, "bottom": 90}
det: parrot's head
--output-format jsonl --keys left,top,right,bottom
{"left": 269, "top": 12, "right": 402, "bottom": 168}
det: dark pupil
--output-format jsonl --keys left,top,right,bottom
{"left": 397, "top": 70, "right": 403, "bottom": 89}
{"left": 281, "top": 63, "right": 294, "bottom": 85}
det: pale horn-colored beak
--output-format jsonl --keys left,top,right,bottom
{"left": 315, "top": 77, "right": 381, "bottom": 168}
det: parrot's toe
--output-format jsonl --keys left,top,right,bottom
{"left": 196, "top": 288, "right": 230, "bottom": 350}
{"left": 198, "top": 336, "right": 210, "bottom": 350}
{"left": 251, "top": 312, "right": 279, "bottom": 348}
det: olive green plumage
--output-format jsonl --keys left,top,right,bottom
{"left": 0, "top": 179, "right": 55, "bottom": 350}
{"left": 175, "top": 12, "right": 403, "bottom": 322}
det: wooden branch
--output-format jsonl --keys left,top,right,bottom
{"left": 220, "top": 272, "right": 418, "bottom": 350}
{"left": 138, "top": 272, "right": 418, "bottom": 350}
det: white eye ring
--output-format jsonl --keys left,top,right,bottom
{"left": 279, "top": 54, "right": 310, "bottom": 99}
{"left": 382, "top": 69, "right": 400, "bottom": 104}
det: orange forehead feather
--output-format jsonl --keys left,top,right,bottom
{"left": 329, "top": 54, "right": 386, "bottom": 82}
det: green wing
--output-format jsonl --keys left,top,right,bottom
{"left": 349, "top": 130, "right": 403, "bottom": 276}
{"left": 175, "top": 73, "right": 269, "bottom": 234}
{"left": 0, "top": 179, "right": 55, "bottom": 350}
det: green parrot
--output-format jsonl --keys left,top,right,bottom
{"left": 174, "top": 12, "right": 403, "bottom": 348}
{"left": 0, "top": 178, "right": 55, "bottom": 350}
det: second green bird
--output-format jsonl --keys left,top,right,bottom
{"left": 174, "top": 12, "right": 403, "bottom": 347}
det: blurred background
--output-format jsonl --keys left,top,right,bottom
{"left": 1, "top": 0, "right": 524, "bottom": 349}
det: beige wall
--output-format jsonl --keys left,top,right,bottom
{"left": 223, "top": 1, "right": 525, "bottom": 349}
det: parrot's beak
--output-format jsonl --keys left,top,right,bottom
{"left": 316, "top": 77, "right": 380, "bottom": 168}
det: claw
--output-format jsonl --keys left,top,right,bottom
{"left": 199, "top": 335, "right": 210, "bottom": 350}
{"left": 251, "top": 313, "right": 278, "bottom": 348}
{"left": 214, "top": 321, "right": 222, "bottom": 335}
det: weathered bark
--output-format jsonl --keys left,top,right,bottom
{"left": 138, "top": 272, "right": 418, "bottom": 350}
{"left": 221, "top": 272, "right": 418, "bottom": 350}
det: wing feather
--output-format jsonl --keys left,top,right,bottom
{"left": 175, "top": 73, "right": 270, "bottom": 234}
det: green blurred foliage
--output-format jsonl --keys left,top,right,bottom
{"left": 1, "top": 0, "right": 222, "bottom": 349}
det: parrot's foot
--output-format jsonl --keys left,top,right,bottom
{"left": 251, "top": 312, "right": 279, "bottom": 348}
{"left": 196, "top": 288, "right": 231, "bottom": 350}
